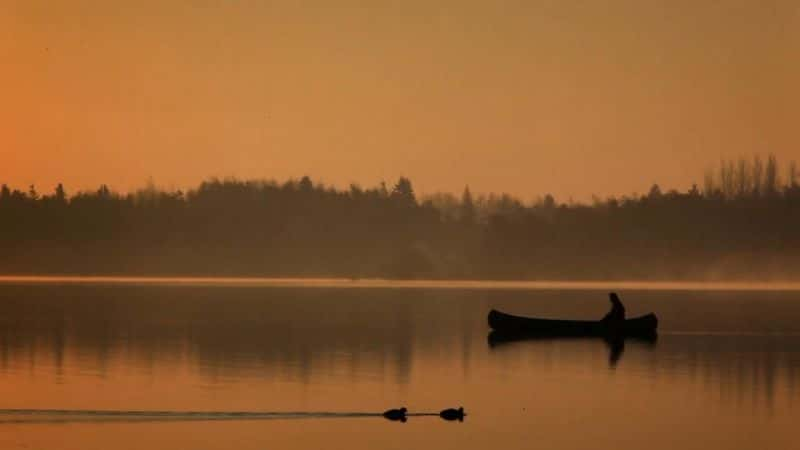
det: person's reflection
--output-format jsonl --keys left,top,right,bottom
{"left": 604, "top": 336, "right": 625, "bottom": 367}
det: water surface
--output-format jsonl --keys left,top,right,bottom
{"left": 0, "top": 281, "right": 797, "bottom": 449}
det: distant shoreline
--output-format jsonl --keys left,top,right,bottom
{"left": 1, "top": 275, "right": 799, "bottom": 291}
{"left": 3, "top": 161, "right": 799, "bottom": 284}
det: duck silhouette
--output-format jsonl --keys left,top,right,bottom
{"left": 382, "top": 407, "right": 407, "bottom": 422}
{"left": 439, "top": 407, "right": 465, "bottom": 422}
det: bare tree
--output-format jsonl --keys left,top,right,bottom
{"left": 752, "top": 155, "right": 764, "bottom": 197}
{"left": 718, "top": 159, "right": 737, "bottom": 199}
{"left": 734, "top": 158, "right": 750, "bottom": 198}
{"left": 764, "top": 154, "right": 779, "bottom": 197}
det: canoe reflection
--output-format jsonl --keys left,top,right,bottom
{"left": 487, "top": 331, "right": 658, "bottom": 367}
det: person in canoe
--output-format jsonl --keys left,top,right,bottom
{"left": 602, "top": 292, "right": 625, "bottom": 323}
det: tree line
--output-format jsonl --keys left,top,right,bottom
{"left": 1, "top": 155, "right": 799, "bottom": 280}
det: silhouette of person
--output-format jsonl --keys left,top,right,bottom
{"left": 602, "top": 292, "right": 625, "bottom": 323}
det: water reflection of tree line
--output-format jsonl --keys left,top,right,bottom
{"left": 0, "top": 286, "right": 481, "bottom": 384}
{"left": 1, "top": 156, "right": 799, "bottom": 280}
{"left": 0, "top": 285, "right": 798, "bottom": 411}
{"left": 638, "top": 334, "right": 799, "bottom": 412}
{"left": 488, "top": 331, "right": 799, "bottom": 412}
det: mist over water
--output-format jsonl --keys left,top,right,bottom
{"left": 0, "top": 282, "right": 797, "bottom": 449}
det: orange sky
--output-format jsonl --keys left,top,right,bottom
{"left": 2, "top": 1, "right": 798, "bottom": 200}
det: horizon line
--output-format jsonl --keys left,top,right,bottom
{"left": 1, "top": 276, "right": 798, "bottom": 291}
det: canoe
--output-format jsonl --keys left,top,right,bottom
{"left": 488, "top": 309, "right": 658, "bottom": 338}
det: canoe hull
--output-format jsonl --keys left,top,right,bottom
{"left": 488, "top": 309, "right": 658, "bottom": 338}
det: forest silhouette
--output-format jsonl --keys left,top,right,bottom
{"left": 1, "top": 155, "right": 798, "bottom": 280}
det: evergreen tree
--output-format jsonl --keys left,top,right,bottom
{"left": 460, "top": 186, "right": 476, "bottom": 224}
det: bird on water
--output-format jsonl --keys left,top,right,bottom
{"left": 439, "top": 407, "right": 465, "bottom": 421}
{"left": 383, "top": 407, "right": 408, "bottom": 422}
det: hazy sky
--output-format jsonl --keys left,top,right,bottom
{"left": 2, "top": 1, "right": 799, "bottom": 200}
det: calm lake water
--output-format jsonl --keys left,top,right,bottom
{"left": 0, "top": 279, "right": 798, "bottom": 449}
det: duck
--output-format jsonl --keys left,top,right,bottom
{"left": 439, "top": 407, "right": 465, "bottom": 421}
{"left": 382, "top": 407, "right": 407, "bottom": 422}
